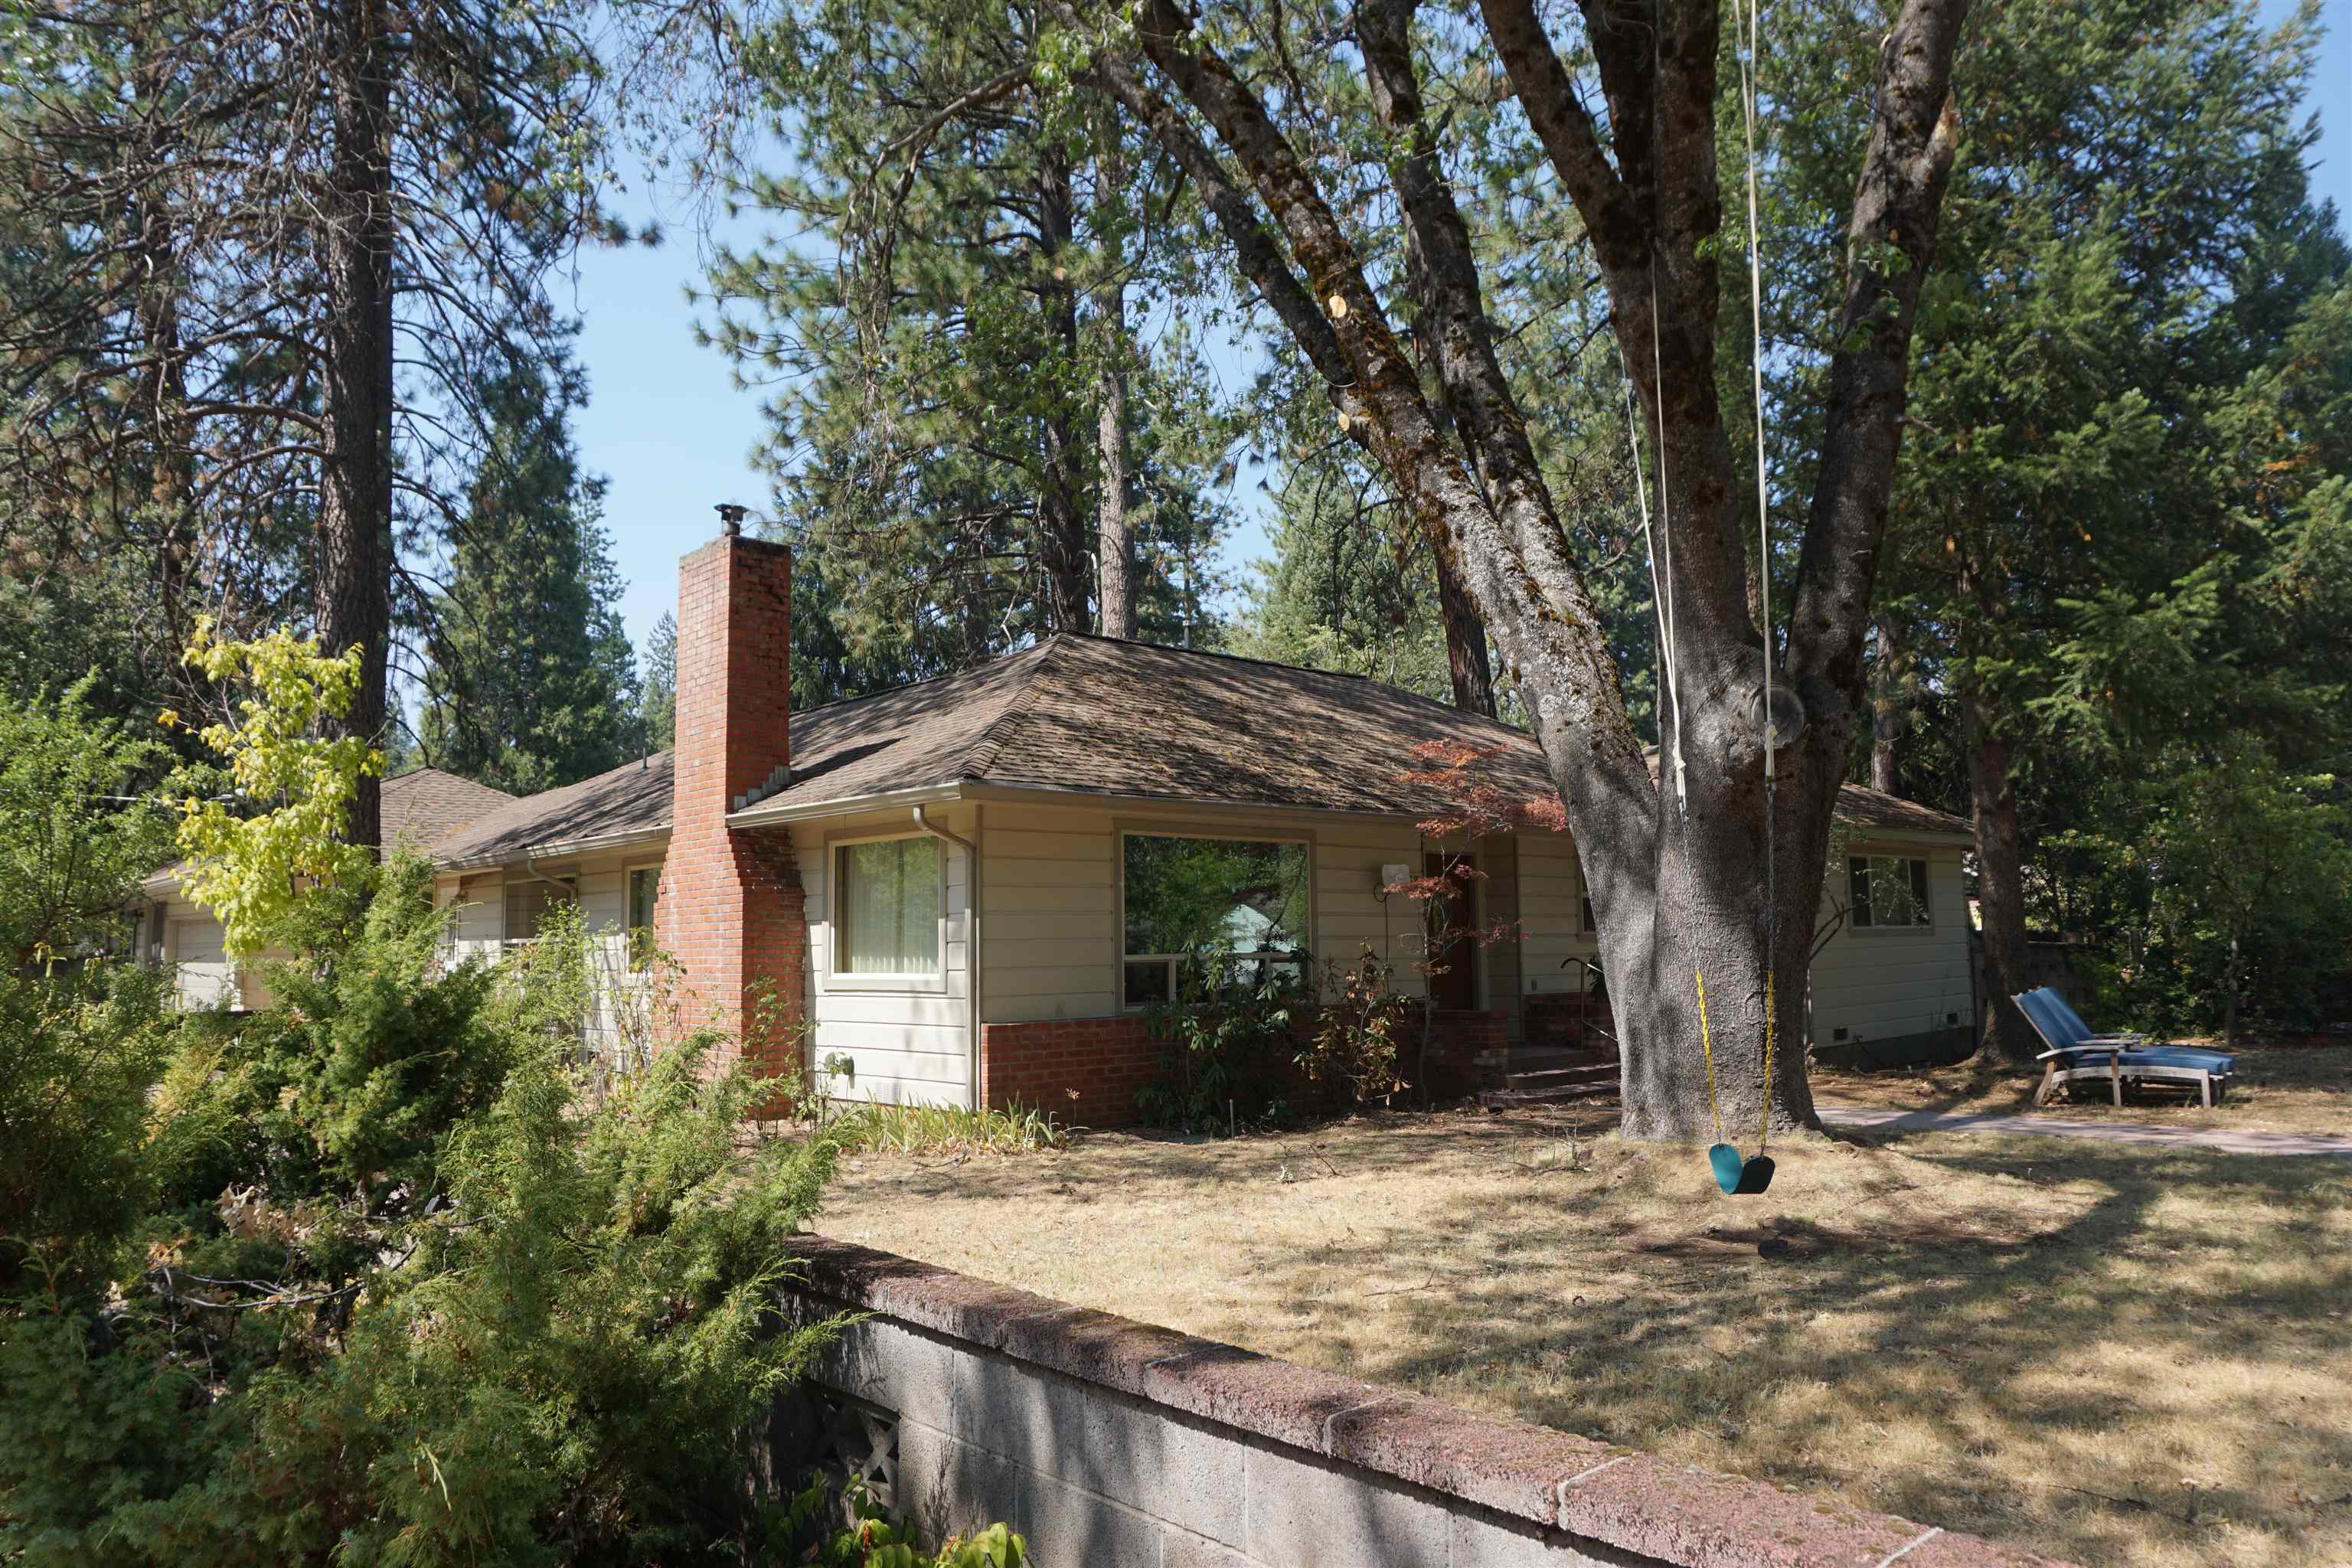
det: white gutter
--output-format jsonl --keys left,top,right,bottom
{"left": 726, "top": 781, "right": 965, "bottom": 829}
{"left": 910, "top": 803, "right": 983, "bottom": 1111}
{"left": 436, "top": 825, "right": 671, "bottom": 874}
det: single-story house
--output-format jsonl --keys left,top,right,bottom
{"left": 144, "top": 525, "right": 1979, "bottom": 1120}
{"left": 140, "top": 765, "right": 518, "bottom": 1009}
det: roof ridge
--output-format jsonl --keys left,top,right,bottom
{"left": 955, "top": 636, "right": 1068, "bottom": 782}
{"left": 1054, "top": 630, "right": 1371, "bottom": 683}
{"left": 783, "top": 638, "right": 1056, "bottom": 722}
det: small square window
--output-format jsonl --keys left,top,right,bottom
{"left": 1849, "top": 856, "right": 1931, "bottom": 928}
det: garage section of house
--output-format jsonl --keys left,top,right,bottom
{"left": 145, "top": 528, "right": 1982, "bottom": 1118}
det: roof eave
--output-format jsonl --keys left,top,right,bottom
{"left": 1838, "top": 821, "right": 1975, "bottom": 847}
{"left": 726, "top": 780, "right": 972, "bottom": 828}
{"left": 435, "top": 824, "right": 672, "bottom": 873}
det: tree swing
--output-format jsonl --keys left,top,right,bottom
{"left": 1622, "top": 0, "right": 1791, "bottom": 1196}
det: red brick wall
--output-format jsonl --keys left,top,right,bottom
{"left": 980, "top": 1016, "right": 1158, "bottom": 1128}
{"left": 1419, "top": 1008, "right": 1506, "bottom": 1099}
{"left": 981, "top": 1008, "right": 1510, "bottom": 1128}
{"left": 1524, "top": 991, "right": 1615, "bottom": 1052}
{"left": 655, "top": 533, "right": 808, "bottom": 1083}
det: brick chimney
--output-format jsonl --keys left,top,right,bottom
{"left": 655, "top": 526, "right": 806, "bottom": 1083}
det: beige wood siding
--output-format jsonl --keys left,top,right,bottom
{"left": 1516, "top": 830, "right": 1599, "bottom": 1003}
{"left": 165, "top": 906, "right": 237, "bottom": 1008}
{"left": 799, "top": 804, "right": 975, "bottom": 1109}
{"left": 1808, "top": 841, "right": 1975, "bottom": 1050}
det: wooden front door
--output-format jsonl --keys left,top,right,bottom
{"left": 1424, "top": 852, "right": 1478, "bottom": 1011}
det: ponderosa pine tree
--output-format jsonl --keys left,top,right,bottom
{"left": 416, "top": 355, "right": 643, "bottom": 795}
{"left": 0, "top": 1, "right": 720, "bottom": 843}
{"left": 702, "top": 0, "right": 1242, "bottom": 684}
{"left": 638, "top": 611, "right": 679, "bottom": 753}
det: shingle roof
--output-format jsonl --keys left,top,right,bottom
{"left": 426, "top": 752, "right": 675, "bottom": 867}
{"left": 382, "top": 767, "right": 516, "bottom": 851}
{"left": 424, "top": 635, "right": 1972, "bottom": 864}
{"left": 1830, "top": 781, "right": 1975, "bottom": 838}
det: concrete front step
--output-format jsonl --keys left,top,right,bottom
{"left": 1506, "top": 1046, "right": 1615, "bottom": 1073}
{"left": 1504, "top": 1063, "right": 1620, "bottom": 1092}
{"left": 1478, "top": 1080, "right": 1619, "bottom": 1109}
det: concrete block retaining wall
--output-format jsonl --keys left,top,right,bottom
{"left": 777, "top": 1237, "right": 2072, "bottom": 1568}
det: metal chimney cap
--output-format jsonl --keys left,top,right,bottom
{"left": 714, "top": 501, "right": 751, "bottom": 535}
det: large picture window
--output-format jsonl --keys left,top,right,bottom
{"left": 1849, "top": 856, "right": 1932, "bottom": 929}
{"left": 837, "top": 835, "right": 942, "bottom": 978}
{"left": 1121, "top": 833, "right": 1311, "bottom": 1007}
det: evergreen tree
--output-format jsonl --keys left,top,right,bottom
{"left": 1764, "top": 0, "right": 2347, "bottom": 1054}
{"left": 416, "top": 355, "right": 642, "bottom": 795}
{"left": 639, "top": 612, "right": 678, "bottom": 753}
{"left": 705, "top": 0, "right": 1237, "bottom": 693}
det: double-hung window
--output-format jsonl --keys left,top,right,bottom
{"left": 626, "top": 866, "right": 662, "bottom": 969}
{"left": 504, "top": 877, "right": 577, "bottom": 945}
{"left": 835, "top": 835, "right": 942, "bottom": 982}
{"left": 1848, "top": 856, "right": 1932, "bottom": 929}
{"left": 1121, "top": 832, "right": 1312, "bottom": 1007}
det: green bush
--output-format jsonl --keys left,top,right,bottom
{"left": 0, "top": 858, "right": 848, "bottom": 1565}
{"left": 1135, "top": 956, "right": 1302, "bottom": 1134}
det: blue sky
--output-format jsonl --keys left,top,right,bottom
{"left": 570, "top": 1, "right": 2352, "bottom": 660}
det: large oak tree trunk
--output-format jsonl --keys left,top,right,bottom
{"left": 317, "top": 0, "right": 397, "bottom": 849}
{"left": 1080, "top": 0, "right": 1968, "bottom": 1139}
{"left": 1962, "top": 684, "right": 2037, "bottom": 1062}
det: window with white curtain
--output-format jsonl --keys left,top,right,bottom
{"left": 837, "top": 835, "right": 942, "bottom": 977}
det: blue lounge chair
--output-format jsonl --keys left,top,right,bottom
{"left": 2014, "top": 989, "right": 2236, "bottom": 1108}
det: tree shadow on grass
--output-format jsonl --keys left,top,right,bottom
{"left": 1338, "top": 1138, "right": 2352, "bottom": 1567}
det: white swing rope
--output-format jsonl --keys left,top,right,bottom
{"left": 1731, "top": 0, "right": 1780, "bottom": 1146}
{"left": 1643, "top": 260, "right": 1689, "bottom": 822}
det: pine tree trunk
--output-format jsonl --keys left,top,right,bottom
{"left": 316, "top": 0, "right": 397, "bottom": 848}
{"left": 1869, "top": 609, "right": 1906, "bottom": 795}
{"left": 1432, "top": 549, "right": 1497, "bottom": 716}
{"left": 1096, "top": 285, "right": 1135, "bottom": 639}
{"left": 1962, "top": 687, "right": 2036, "bottom": 1063}
{"left": 1036, "top": 154, "right": 1093, "bottom": 633}
{"left": 2222, "top": 936, "right": 2243, "bottom": 1047}
{"left": 132, "top": 41, "right": 198, "bottom": 681}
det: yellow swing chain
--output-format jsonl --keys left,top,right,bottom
{"left": 1696, "top": 968, "right": 1725, "bottom": 1142}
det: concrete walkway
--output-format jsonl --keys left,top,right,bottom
{"left": 1818, "top": 1103, "right": 2352, "bottom": 1157}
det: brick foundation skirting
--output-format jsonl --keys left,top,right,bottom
{"left": 1525, "top": 991, "right": 1615, "bottom": 1052}
{"left": 979, "top": 1008, "right": 1509, "bottom": 1129}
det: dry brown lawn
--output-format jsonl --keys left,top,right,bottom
{"left": 1815, "top": 1034, "right": 2352, "bottom": 1136}
{"left": 820, "top": 1109, "right": 2352, "bottom": 1568}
